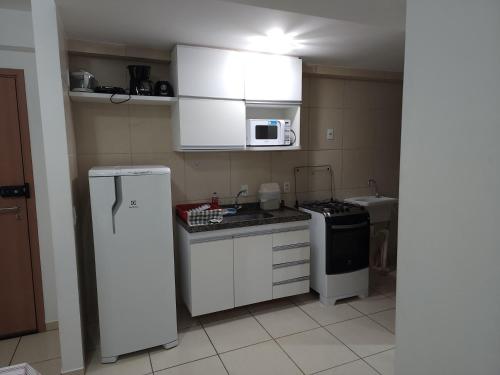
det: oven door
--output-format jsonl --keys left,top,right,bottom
{"left": 325, "top": 216, "right": 370, "bottom": 275}
{"left": 249, "top": 121, "right": 284, "bottom": 146}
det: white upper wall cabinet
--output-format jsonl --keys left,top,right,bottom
{"left": 173, "top": 97, "right": 246, "bottom": 150}
{"left": 243, "top": 53, "right": 302, "bottom": 102}
{"left": 172, "top": 45, "right": 245, "bottom": 99}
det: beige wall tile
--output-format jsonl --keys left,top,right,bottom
{"left": 299, "top": 107, "right": 309, "bottom": 150}
{"left": 373, "top": 109, "right": 402, "bottom": 151}
{"left": 131, "top": 152, "right": 186, "bottom": 203}
{"left": 342, "top": 149, "right": 374, "bottom": 189}
{"left": 343, "top": 109, "right": 376, "bottom": 149}
{"left": 309, "top": 108, "right": 343, "bottom": 150}
{"left": 185, "top": 152, "right": 230, "bottom": 201}
{"left": 130, "top": 105, "right": 173, "bottom": 153}
{"left": 373, "top": 147, "right": 400, "bottom": 197}
{"left": 309, "top": 78, "right": 344, "bottom": 108}
{"left": 308, "top": 150, "right": 342, "bottom": 194}
{"left": 229, "top": 152, "right": 272, "bottom": 196}
{"left": 271, "top": 151, "right": 308, "bottom": 193}
{"left": 73, "top": 103, "right": 131, "bottom": 154}
{"left": 301, "top": 76, "right": 311, "bottom": 107}
{"left": 344, "top": 80, "right": 378, "bottom": 109}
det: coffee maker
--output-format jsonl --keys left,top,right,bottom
{"left": 127, "top": 65, "right": 153, "bottom": 96}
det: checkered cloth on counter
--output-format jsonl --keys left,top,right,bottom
{"left": 187, "top": 208, "right": 224, "bottom": 226}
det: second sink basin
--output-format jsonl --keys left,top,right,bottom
{"left": 344, "top": 195, "right": 397, "bottom": 224}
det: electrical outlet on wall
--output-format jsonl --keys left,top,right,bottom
{"left": 283, "top": 181, "right": 291, "bottom": 193}
{"left": 327, "top": 128, "right": 334, "bottom": 140}
{"left": 240, "top": 184, "right": 249, "bottom": 196}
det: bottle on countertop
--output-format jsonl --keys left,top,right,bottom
{"left": 211, "top": 192, "right": 219, "bottom": 208}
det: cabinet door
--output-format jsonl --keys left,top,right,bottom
{"left": 234, "top": 234, "right": 273, "bottom": 307}
{"left": 244, "top": 53, "right": 302, "bottom": 102}
{"left": 177, "top": 97, "right": 246, "bottom": 150}
{"left": 174, "top": 45, "right": 244, "bottom": 99}
{"left": 190, "top": 239, "right": 234, "bottom": 316}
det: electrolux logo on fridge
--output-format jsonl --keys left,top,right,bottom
{"left": 129, "top": 200, "right": 138, "bottom": 208}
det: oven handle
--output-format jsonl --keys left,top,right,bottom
{"left": 331, "top": 221, "right": 369, "bottom": 230}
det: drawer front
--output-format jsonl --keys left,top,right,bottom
{"left": 273, "top": 229, "right": 310, "bottom": 247}
{"left": 273, "top": 262, "right": 310, "bottom": 283}
{"left": 273, "top": 279, "right": 310, "bottom": 299}
{"left": 273, "top": 246, "right": 310, "bottom": 265}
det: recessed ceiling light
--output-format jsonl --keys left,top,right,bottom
{"left": 248, "top": 28, "right": 302, "bottom": 54}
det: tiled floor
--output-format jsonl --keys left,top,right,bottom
{"left": 0, "top": 271, "right": 396, "bottom": 375}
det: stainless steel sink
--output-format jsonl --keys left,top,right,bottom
{"left": 223, "top": 212, "right": 273, "bottom": 222}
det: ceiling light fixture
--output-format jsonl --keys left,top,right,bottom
{"left": 248, "top": 28, "right": 302, "bottom": 54}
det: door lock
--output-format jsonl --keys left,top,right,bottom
{"left": 0, "top": 183, "right": 30, "bottom": 198}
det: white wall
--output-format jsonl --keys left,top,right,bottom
{"left": 0, "top": 7, "right": 58, "bottom": 324}
{"left": 396, "top": 1, "right": 500, "bottom": 374}
{"left": 31, "top": 0, "right": 84, "bottom": 373}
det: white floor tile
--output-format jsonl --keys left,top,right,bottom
{"left": 252, "top": 301, "right": 319, "bottom": 338}
{"left": 149, "top": 326, "right": 216, "bottom": 371}
{"left": 369, "top": 309, "right": 395, "bottom": 333}
{"left": 364, "top": 349, "right": 395, "bottom": 375}
{"left": 277, "top": 328, "right": 358, "bottom": 374}
{"left": 155, "top": 356, "right": 227, "bottom": 375}
{"left": 85, "top": 350, "right": 151, "bottom": 375}
{"left": 0, "top": 337, "right": 19, "bottom": 366}
{"left": 203, "top": 313, "right": 271, "bottom": 353}
{"left": 297, "top": 300, "right": 363, "bottom": 326}
{"left": 220, "top": 340, "right": 302, "bottom": 375}
{"left": 326, "top": 317, "right": 394, "bottom": 358}
{"left": 30, "top": 358, "right": 61, "bottom": 375}
{"left": 315, "top": 359, "right": 379, "bottom": 375}
{"left": 11, "top": 330, "right": 60, "bottom": 364}
{"left": 348, "top": 295, "right": 395, "bottom": 315}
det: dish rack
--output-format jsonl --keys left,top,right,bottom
{"left": 176, "top": 203, "right": 224, "bottom": 226}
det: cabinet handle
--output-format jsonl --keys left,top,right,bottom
{"left": 273, "top": 276, "right": 309, "bottom": 286}
{"left": 0, "top": 206, "right": 20, "bottom": 214}
{"left": 273, "top": 259, "right": 310, "bottom": 269}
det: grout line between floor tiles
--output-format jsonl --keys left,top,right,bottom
{"left": 360, "top": 357, "right": 384, "bottom": 375}
{"left": 150, "top": 354, "right": 219, "bottom": 374}
{"left": 308, "top": 357, "right": 364, "bottom": 375}
{"left": 8, "top": 337, "right": 21, "bottom": 365}
{"left": 246, "top": 308, "right": 306, "bottom": 375}
{"left": 147, "top": 350, "right": 154, "bottom": 374}
{"left": 199, "top": 322, "right": 230, "bottom": 375}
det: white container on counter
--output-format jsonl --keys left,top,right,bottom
{"left": 258, "top": 183, "right": 281, "bottom": 210}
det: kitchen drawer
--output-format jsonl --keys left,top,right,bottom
{"left": 273, "top": 262, "right": 310, "bottom": 283}
{"left": 273, "top": 246, "right": 310, "bottom": 265}
{"left": 273, "top": 279, "right": 309, "bottom": 299}
{"left": 273, "top": 229, "right": 310, "bottom": 248}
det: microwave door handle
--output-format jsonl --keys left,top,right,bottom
{"left": 331, "top": 222, "right": 369, "bottom": 230}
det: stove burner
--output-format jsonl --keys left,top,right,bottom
{"left": 300, "top": 200, "right": 364, "bottom": 216}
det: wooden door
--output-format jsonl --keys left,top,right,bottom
{"left": 0, "top": 69, "right": 44, "bottom": 338}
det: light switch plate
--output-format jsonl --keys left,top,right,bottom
{"left": 283, "top": 181, "right": 291, "bottom": 193}
{"left": 240, "top": 184, "right": 249, "bottom": 196}
{"left": 327, "top": 128, "right": 334, "bottom": 140}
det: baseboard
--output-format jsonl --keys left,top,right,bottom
{"left": 61, "top": 367, "right": 84, "bottom": 375}
{"left": 45, "top": 321, "right": 59, "bottom": 331}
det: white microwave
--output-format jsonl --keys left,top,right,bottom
{"left": 246, "top": 119, "right": 292, "bottom": 147}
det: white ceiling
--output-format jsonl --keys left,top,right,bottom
{"left": 56, "top": 0, "right": 405, "bottom": 72}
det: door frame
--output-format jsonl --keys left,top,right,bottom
{"left": 0, "top": 68, "right": 45, "bottom": 332}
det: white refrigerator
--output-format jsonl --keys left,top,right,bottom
{"left": 89, "top": 166, "right": 177, "bottom": 363}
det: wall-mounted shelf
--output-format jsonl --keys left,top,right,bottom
{"left": 68, "top": 91, "right": 178, "bottom": 106}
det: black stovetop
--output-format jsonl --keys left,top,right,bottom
{"left": 300, "top": 200, "right": 365, "bottom": 216}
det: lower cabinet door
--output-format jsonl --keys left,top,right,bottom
{"left": 190, "top": 239, "right": 234, "bottom": 315}
{"left": 234, "top": 234, "right": 273, "bottom": 307}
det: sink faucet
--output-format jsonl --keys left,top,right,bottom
{"left": 368, "top": 179, "right": 380, "bottom": 198}
{"left": 234, "top": 189, "right": 246, "bottom": 210}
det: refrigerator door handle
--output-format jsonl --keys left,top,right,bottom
{"left": 111, "top": 176, "right": 123, "bottom": 234}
